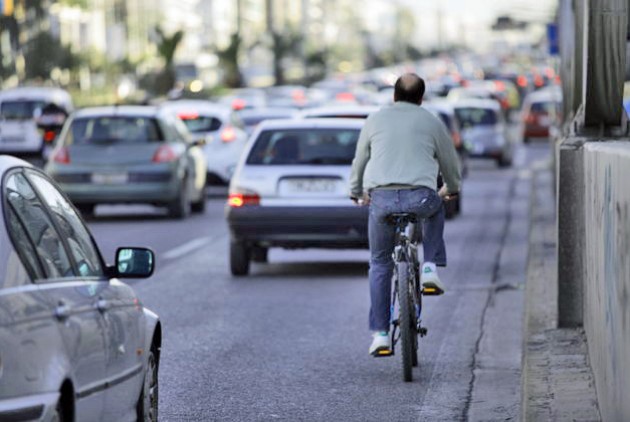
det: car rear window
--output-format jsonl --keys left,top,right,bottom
{"left": 530, "top": 101, "right": 555, "bottom": 113}
{"left": 179, "top": 115, "right": 222, "bottom": 133}
{"left": 305, "top": 114, "right": 369, "bottom": 119}
{"left": 66, "top": 116, "right": 163, "bottom": 145}
{"left": 454, "top": 108, "right": 498, "bottom": 126}
{"left": 0, "top": 100, "right": 46, "bottom": 120}
{"left": 246, "top": 128, "right": 360, "bottom": 165}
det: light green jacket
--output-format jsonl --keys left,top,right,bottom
{"left": 349, "top": 101, "right": 461, "bottom": 197}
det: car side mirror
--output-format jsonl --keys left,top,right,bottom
{"left": 114, "top": 247, "right": 155, "bottom": 278}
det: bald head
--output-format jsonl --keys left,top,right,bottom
{"left": 394, "top": 73, "right": 425, "bottom": 105}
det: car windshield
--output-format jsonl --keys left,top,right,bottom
{"left": 66, "top": 116, "right": 163, "bottom": 145}
{"left": 246, "top": 128, "right": 360, "bottom": 165}
{"left": 0, "top": 100, "right": 46, "bottom": 120}
{"left": 455, "top": 108, "right": 498, "bottom": 126}
{"left": 179, "top": 115, "right": 222, "bottom": 133}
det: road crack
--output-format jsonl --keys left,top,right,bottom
{"left": 461, "top": 173, "right": 519, "bottom": 421}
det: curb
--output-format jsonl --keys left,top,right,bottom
{"left": 520, "top": 162, "right": 601, "bottom": 421}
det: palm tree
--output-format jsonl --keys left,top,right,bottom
{"left": 154, "top": 26, "right": 184, "bottom": 95}
{"left": 217, "top": 32, "right": 244, "bottom": 88}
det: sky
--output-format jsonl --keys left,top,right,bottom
{"left": 398, "top": 0, "right": 558, "bottom": 51}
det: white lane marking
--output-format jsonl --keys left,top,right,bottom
{"left": 163, "top": 237, "right": 212, "bottom": 260}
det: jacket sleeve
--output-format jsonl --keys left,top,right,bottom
{"left": 349, "top": 119, "right": 371, "bottom": 197}
{"left": 433, "top": 120, "right": 461, "bottom": 193}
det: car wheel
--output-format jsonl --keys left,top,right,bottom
{"left": 497, "top": 154, "right": 512, "bottom": 168}
{"left": 50, "top": 403, "right": 64, "bottom": 422}
{"left": 230, "top": 240, "right": 250, "bottom": 276}
{"left": 251, "top": 246, "right": 268, "bottom": 263}
{"left": 191, "top": 190, "right": 206, "bottom": 214}
{"left": 76, "top": 203, "right": 95, "bottom": 217}
{"left": 137, "top": 346, "right": 159, "bottom": 422}
{"left": 444, "top": 200, "right": 457, "bottom": 219}
{"left": 168, "top": 179, "right": 190, "bottom": 219}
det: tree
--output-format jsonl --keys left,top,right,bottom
{"left": 154, "top": 26, "right": 184, "bottom": 95}
{"left": 270, "top": 30, "right": 302, "bottom": 86}
{"left": 216, "top": 33, "right": 244, "bottom": 88}
{"left": 24, "top": 31, "right": 77, "bottom": 81}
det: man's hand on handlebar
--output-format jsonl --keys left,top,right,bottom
{"left": 438, "top": 185, "right": 459, "bottom": 202}
{"left": 350, "top": 193, "right": 370, "bottom": 206}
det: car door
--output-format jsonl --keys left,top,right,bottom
{"left": 4, "top": 170, "right": 108, "bottom": 419}
{"left": 27, "top": 170, "right": 145, "bottom": 421}
{"left": 0, "top": 189, "right": 65, "bottom": 414}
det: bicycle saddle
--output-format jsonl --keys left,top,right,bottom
{"left": 385, "top": 213, "right": 417, "bottom": 226}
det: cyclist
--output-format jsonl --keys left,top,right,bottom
{"left": 349, "top": 73, "right": 461, "bottom": 355}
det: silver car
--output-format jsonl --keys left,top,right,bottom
{"left": 451, "top": 99, "right": 512, "bottom": 167}
{"left": 159, "top": 100, "right": 248, "bottom": 185}
{"left": 226, "top": 119, "right": 368, "bottom": 276}
{"left": 0, "top": 155, "right": 160, "bottom": 421}
{"left": 45, "top": 105, "right": 207, "bottom": 218}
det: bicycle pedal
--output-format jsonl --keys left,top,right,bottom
{"left": 372, "top": 349, "right": 394, "bottom": 357}
{"left": 422, "top": 286, "right": 444, "bottom": 296}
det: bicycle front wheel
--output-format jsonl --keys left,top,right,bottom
{"left": 397, "top": 261, "right": 416, "bottom": 382}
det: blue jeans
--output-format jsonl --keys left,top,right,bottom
{"left": 368, "top": 187, "right": 446, "bottom": 331}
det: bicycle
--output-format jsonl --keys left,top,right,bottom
{"left": 374, "top": 212, "right": 442, "bottom": 382}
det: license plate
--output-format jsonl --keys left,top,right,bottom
{"left": 92, "top": 173, "right": 128, "bottom": 184}
{"left": 285, "top": 179, "right": 337, "bottom": 193}
{"left": 1, "top": 136, "right": 24, "bottom": 143}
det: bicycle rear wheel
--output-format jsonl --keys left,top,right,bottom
{"left": 397, "top": 261, "right": 415, "bottom": 382}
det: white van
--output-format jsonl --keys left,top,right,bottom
{"left": 0, "top": 87, "right": 73, "bottom": 156}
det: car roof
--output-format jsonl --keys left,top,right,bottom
{"left": 423, "top": 101, "right": 455, "bottom": 114}
{"left": 0, "top": 155, "right": 32, "bottom": 174}
{"left": 72, "top": 105, "right": 163, "bottom": 119}
{"left": 255, "top": 118, "right": 365, "bottom": 131}
{"left": 450, "top": 98, "right": 501, "bottom": 110}
{"left": 0, "top": 87, "right": 73, "bottom": 107}
{"left": 299, "top": 105, "right": 379, "bottom": 118}
{"left": 524, "top": 87, "right": 563, "bottom": 103}
{"left": 159, "top": 100, "right": 234, "bottom": 117}
{"left": 238, "top": 107, "right": 298, "bottom": 117}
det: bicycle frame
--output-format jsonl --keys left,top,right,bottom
{"left": 389, "top": 218, "right": 427, "bottom": 356}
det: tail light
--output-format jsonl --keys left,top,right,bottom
{"left": 231, "top": 99, "right": 246, "bottom": 111}
{"left": 43, "top": 130, "right": 57, "bottom": 143}
{"left": 494, "top": 80, "right": 506, "bottom": 91}
{"left": 228, "top": 189, "right": 260, "bottom": 207}
{"left": 452, "top": 131, "right": 462, "bottom": 148}
{"left": 152, "top": 145, "right": 177, "bottom": 163}
{"left": 220, "top": 126, "right": 237, "bottom": 143}
{"left": 524, "top": 114, "right": 537, "bottom": 124}
{"left": 52, "top": 147, "right": 70, "bottom": 164}
{"left": 517, "top": 75, "right": 528, "bottom": 88}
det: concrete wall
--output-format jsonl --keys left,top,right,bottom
{"left": 583, "top": 142, "right": 630, "bottom": 421}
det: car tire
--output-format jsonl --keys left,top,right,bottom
{"left": 230, "top": 240, "right": 250, "bottom": 276}
{"left": 497, "top": 154, "right": 512, "bottom": 168}
{"left": 50, "top": 402, "right": 64, "bottom": 422}
{"left": 523, "top": 136, "right": 530, "bottom": 144}
{"left": 251, "top": 246, "right": 268, "bottom": 263}
{"left": 136, "top": 345, "right": 159, "bottom": 422}
{"left": 76, "top": 203, "right": 95, "bottom": 217}
{"left": 168, "top": 179, "right": 190, "bottom": 219}
{"left": 191, "top": 190, "right": 206, "bottom": 214}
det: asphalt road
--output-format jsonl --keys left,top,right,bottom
{"left": 84, "top": 140, "right": 551, "bottom": 421}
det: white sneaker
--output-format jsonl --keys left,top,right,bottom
{"left": 369, "top": 331, "right": 392, "bottom": 356}
{"left": 421, "top": 265, "right": 445, "bottom": 293}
